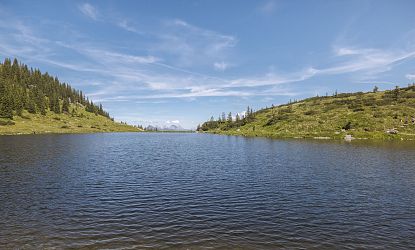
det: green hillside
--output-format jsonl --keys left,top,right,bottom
{"left": 0, "top": 58, "right": 140, "bottom": 135}
{"left": 198, "top": 86, "right": 415, "bottom": 140}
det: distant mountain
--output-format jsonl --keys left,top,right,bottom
{"left": 145, "top": 123, "right": 189, "bottom": 131}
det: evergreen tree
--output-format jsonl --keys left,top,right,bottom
{"left": 62, "top": 98, "right": 70, "bottom": 113}
{"left": 0, "top": 81, "right": 13, "bottom": 119}
{"left": 26, "top": 91, "right": 36, "bottom": 114}
{"left": 393, "top": 86, "right": 400, "bottom": 101}
{"left": 227, "top": 112, "right": 232, "bottom": 123}
{"left": 53, "top": 97, "right": 61, "bottom": 114}
{"left": 0, "top": 58, "right": 112, "bottom": 119}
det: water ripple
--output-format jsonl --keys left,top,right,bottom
{"left": 1, "top": 133, "right": 415, "bottom": 249}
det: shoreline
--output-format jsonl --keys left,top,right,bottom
{"left": 0, "top": 129, "right": 141, "bottom": 136}
{"left": 201, "top": 130, "right": 415, "bottom": 142}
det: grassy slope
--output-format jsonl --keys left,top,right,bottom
{"left": 0, "top": 104, "right": 140, "bottom": 135}
{"left": 204, "top": 87, "right": 415, "bottom": 140}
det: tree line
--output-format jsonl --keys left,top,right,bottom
{"left": 0, "top": 58, "right": 110, "bottom": 119}
{"left": 197, "top": 106, "right": 256, "bottom": 131}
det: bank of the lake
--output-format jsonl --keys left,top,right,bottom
{"left": 202, "top": 129, "right": 415, "bottom": 141}
{"left": 0, "top": 106, "right": 140, "bottom": 135}
{"left": 199, "top": 86, "right": 415, "bottom": 141}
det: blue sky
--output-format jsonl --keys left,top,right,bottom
{"left": 1, "top": 0, "right": 415, "bottom": 128}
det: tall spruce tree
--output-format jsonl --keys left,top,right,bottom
{"left": 62, "top": 98, "right": 70, "bottom": 113}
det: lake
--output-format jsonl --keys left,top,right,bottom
{"left": 1, "top": 133, "right": 415, "bottom": 249}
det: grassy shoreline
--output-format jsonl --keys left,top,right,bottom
{"left": 199, "top": 86, "right": 415, "bottom": 141}
{"left": 201, "top": 130, "right": 415, "bottom": 141}
{"left": 0, "top": 105, "right": 140, "bottom": 136}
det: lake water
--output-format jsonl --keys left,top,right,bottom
{"left": 1, "top": 133, "right": 415, "bottom": 249}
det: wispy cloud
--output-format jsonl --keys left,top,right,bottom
{"left": 2, "top": 10, "right": 414, "bottom": 105}
{"left": 78, "top": 3, "right": 98, "bottom": 20}
{"left": 213, "top": 61, "right": 229, "bottom": 71}
{"left": 117, "top": 19, "right": 143, "bottom": 34}
{"left": 229, "top": 67, "right": 318, "bottom": 87}
{"left": 258, "top": 0, "right": 278, "bottom": 15}
{"left": 326, "top": 46, "right": 415, "bottom": 75}
{"left": 155, "top": 19, "right": 237, "bottom": 67}
{"left": 406, "top": 74, "right": 415, "bottom": 81}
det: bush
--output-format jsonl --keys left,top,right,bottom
{"left": 264, "top": 114, "right": 290, "bottom": 126}
{"left": 353, "top": 107, "right": 365, "bottom": 112}
{"left": 342, "top": 121, "right": 352, "bottom": 130}
{"left": 304, "top": 110, "right": 318, "bottom": 115}
{"left": 61, "top": 125, "right": 70, "bottom": 129}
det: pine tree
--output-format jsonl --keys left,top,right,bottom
{"left": 393, "top": 86, "right": 400, "bottom": 101}
{"left": 62, "top": 98, "right": 70, "bottom": 113}
{"left": 27, "top": 98, "right": 36, "bottom": 114}
{"left": 53, "top": 97, "right": 61, "bottom": 114}
{"left": 0, "top": 82, "right": 13, "bottom": 119}
{"left": 0, "top": 58, "right": 113, "bottom": 119}
{"left": 227, "top": 112, "right": 232, "bottom": 123}
{"left": 26, "top": 91, "right": 36, "bottom": 114}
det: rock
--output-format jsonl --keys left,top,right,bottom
{"left": 386, "top": 128, "right": 399, "bottom": 134}
{"left": 344, "top": 134, "right": 353, "bottom": 141}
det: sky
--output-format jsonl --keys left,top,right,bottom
{"left": 1, "top": 0, "right": 415, "bottom": 128}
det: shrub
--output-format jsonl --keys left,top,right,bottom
{"left": 342, "top": 121, "right": 352, "bottom": 130}
{"left": 353, "top": 107, "right": 365, "bottom": 112}
{"left": 264, "top": 114, "right": 290, "bottom": 126}
{"left": 304, "top": 110, "right": 318, "bottom": 115}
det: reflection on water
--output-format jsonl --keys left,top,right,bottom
{"left": 1, "top": 133, "right": 415, "bottom": 249}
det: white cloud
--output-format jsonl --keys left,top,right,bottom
{"left": 3, "top": 14, "right": 415, "bottom": 105}
{"left": 406, "top": 74, "right": 415, "bottom": 81}
{"left": 117, "top": 19, "right": 142, "bottom": 34}
{"left": 324, "top": 46, "right": 415, "bottom": 75}
{"left": 166, "top": 120, "right": 180, "bottom": 124}
{"left": 229, "top": 67, "right": 318, "bottom": 87}
{"left": 78, "top": 3, "right": 98, "bottom": 20}
{"left": 156, "top": 19, "right": 237, "bottom": 67}
{"left": 85, "top": 49, "right": 160, "bottom": 64}
{"left": 258, "top": 0, "right": 277, "bottom": 15}
{"left": 213, "top": 61, "right": 229, "bottom": 71}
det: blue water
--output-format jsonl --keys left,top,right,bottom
{"left": 1, "top": 133, "right": 415, "bottom": 249}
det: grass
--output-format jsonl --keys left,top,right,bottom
{"left": 200, "top": 86, "right": 415, "bottom": 141}
{"left": 0, "top": 104, "right": 140, "bottom": 135}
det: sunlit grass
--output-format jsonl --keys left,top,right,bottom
{"left": 0, "top": 104, "right": 140, "bottom": 135}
